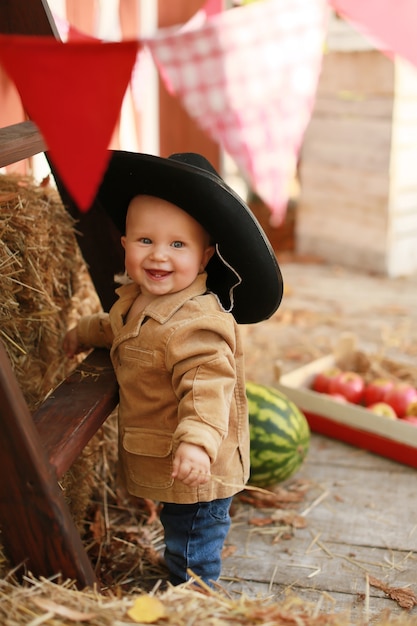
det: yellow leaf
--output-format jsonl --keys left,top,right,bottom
{"left": 127, "top": 595, "right": 166, "bottom": 623}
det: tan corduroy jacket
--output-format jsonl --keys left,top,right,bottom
{"left": 77, "top": 273, "right": 249, "bottom": 504}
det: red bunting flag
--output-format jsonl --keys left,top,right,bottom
{"left": 148, "top": 0, "right": 327, "bottom": 225}
{"left": 0, "top": 35, "right": 140, "bottom": 210}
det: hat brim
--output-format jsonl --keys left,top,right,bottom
{"left": 95, "top": 151, "right": 283, "bottom": 324}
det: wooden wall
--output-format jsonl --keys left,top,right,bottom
{"left": 296, "top": 16, "right": 417, "bottom": 277}
{"left": 297, "top": 50, "right": 394, "bottom": 273}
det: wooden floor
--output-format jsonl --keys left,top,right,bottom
{"left": 223, "top": 260, "right": 417, "bottom": 621}
{"left": 221, "top": 433, "right": 417, "bottom": 622}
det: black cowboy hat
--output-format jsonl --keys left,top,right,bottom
{"left": 95, "top": 151, "right": 283, "bottom": 324}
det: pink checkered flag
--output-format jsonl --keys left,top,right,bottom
{"left": 148, "top": 0, "right": 327, "bottom": 225}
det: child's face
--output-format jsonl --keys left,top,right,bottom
{"left": 121, "top": 195, "right": 214, "bottom": 299}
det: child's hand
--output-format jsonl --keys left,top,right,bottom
{"left": 172, "top": 442, "right": 211, "bottom": 487}
{"left": 63, "top": 327, "right": 82, "bottom": 358}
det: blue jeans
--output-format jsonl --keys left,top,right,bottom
{"left": 160, "top": 497, "right": 233, "bottom": 586}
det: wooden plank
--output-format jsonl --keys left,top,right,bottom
{"left": 0, "top": 340, "right": 97, "bottom": 587}
{"left": 304, "top": 117, "right": 392, "bottom": 147}
{"left": 223, "top": 541, "right": 413, "bottom": 620}
{"left": 295, "top": 228, "right": 389, "bottom": 272}
{"left": 32, "top": 349, "right": 119, "bottom": 479}
{"left": 311, "top": 95, "right": 394, "bottom": 120}
{"left": 301, "top": 138, "right": 391, "bottom": 172}
{"left": 296, "top": 235, "right": 388, "bottom": 274}
{"left": 224, "top": 535, "right": 416, "bottom": 599}
{"left": 222, "top": 434, "right": 417, "bottom": 619}
{"left": 0, "top": 0, "right": 58, "bottom": 37}
{"left": 296, "top": 209, "right": 388, "bottom": 256}
{"left": 303, "top": 118, "right": 392, "bottom": 161}
{"left": 300, "top": 163, "right": 390, "bottom": 199}
{"left": 0, "top": 121, "right": 46, "bottom": 168}
{"left": 298, "top": 184, "right": 389, "bottom": 220}
{"left": 296, "top": 208, "right": 388, "bottom": 242}
{"left": 318, "top": 51, "right": 394, "bottom": 96}
{"left": 300, "top": 162, "right": 389, "bottom": 193}
{"left": 221, "top": 578, "right": 399, "bottom": 623}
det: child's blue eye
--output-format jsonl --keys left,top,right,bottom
{"left": 140, "top": 237, "right": 152, "bottom": 244}
{"left": 172, "top": 241, "right": 184, "bottom": 248}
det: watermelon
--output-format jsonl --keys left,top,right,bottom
{"left": 246, "top": 381, "right": 310, "bottom": 487}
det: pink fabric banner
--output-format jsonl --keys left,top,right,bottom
{"left": 330, "top": 0, "right": 417, "bottom": 67}
{"left": 0, "top": 35, "right": 139, "bottom": 211}
{"left": 148, "top": 0, "right": 328, "bottom": 225}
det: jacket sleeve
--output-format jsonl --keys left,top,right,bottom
{"left": 166, "top": 313, "right": 237, "bottom": 464}
{"left": 77, "top": 312, "right": 114, "bottom": 349}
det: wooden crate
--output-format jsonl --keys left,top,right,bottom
{"left": 275, "top": 335, "right": 417, "bottom": 468}
{"left": 296, "top": 15, "right": 417, "bottom": 276}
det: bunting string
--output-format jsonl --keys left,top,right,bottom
{"left": 0, "top": 0, "right": 413, "bottom": 221}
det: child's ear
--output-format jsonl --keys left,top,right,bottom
{"left": 201, "top": 245, "right": 215, "bottom": 271}
{"left": 121, "top": 236, "right": 126, "bottom": 249}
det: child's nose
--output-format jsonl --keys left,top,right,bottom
{"left": 150, "top": 244, "right": 168, "bottom": 260}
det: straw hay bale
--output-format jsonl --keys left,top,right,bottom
{"left": 0, "top": 173, "right": 105, "bottom": 563}
{"left": 0, "top": 573, "right": 414, "bottom": 626}
{"left": 0, "top": 173, "right": 101, "bottom": 409}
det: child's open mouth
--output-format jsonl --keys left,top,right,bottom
{"left": 146, "top": 269, "right": 171, "bottom": 279}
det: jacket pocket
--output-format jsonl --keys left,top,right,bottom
{"left": 121, "top": 344, "right": 154, "bottom": 364}
{"left": 122, "top": 428, "right": 173, "bottom": 489}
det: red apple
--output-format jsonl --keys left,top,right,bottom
{"left": 383, "top": 383, "right": 417, "bottom": 418}
{"left": 363, "top": 378, "right": 394, "bottom": 407}
{"left": 328, "top": 371, "right": 365, "bottom": 404}
{"left": 312, "top": 367, "right": 342, "bottom": 394}
{"left": 403, "top": 415, "right": 417, "bottom": 426}
{"left": 368, "top": 402, "right": 397, "bottom": 419}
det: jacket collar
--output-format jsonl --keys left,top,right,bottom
{"left": 113, "top": 272, "right": 209, "bottom": 326}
